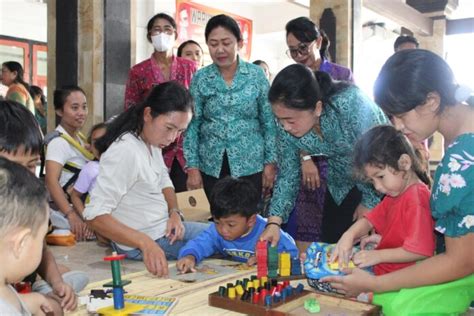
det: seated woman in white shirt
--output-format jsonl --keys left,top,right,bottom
{"left": 84, "top": 82, "right": 209, "bottom": 277}
{"left": 45, "top": 86, "right": 95, "bottom": 241}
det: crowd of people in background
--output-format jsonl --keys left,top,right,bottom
{"left": 0, "top": 11, "right": 473, "bottom": 315}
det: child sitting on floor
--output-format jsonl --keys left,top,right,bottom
{"left": 0, "top": 157, "right": 53, "bottom": 315}
{"left": 331, "top": 125, "right": 435, "bottom": 276}
{"left": 177, "top": 177, "right": 298, "bottom": 273}
{"left": 70, "top": 122, "right": 107, "bottom": 216}
{"left": 0, "top": 100, "right": 88, "bottom": 313}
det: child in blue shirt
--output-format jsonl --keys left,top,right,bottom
{"left": 177, "top": 177, "right": 298, "bottom": 273}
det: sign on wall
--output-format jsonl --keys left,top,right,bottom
{"left": 175, "top": 0, "right": 253, "bottom": 61}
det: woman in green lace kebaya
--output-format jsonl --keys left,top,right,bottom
{"left": 323, "top": 50, "right": 474, "bottom": 312}
{"left": 260, "top": 64, "right": 388, "bottom": 245}
{"left": 184, "top": 15, "right": 277, "bottom": 198}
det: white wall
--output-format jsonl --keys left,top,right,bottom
{"left": 0, "top": 0, "right": 47, "bottom": 42}
{"left": 133, "top": 0, "right": 308, "bottom": 75}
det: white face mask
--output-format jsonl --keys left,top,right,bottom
{"left": 151, "top": 33, "right": 174, "bottom": 52}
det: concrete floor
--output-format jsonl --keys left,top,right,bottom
{"left": 49, "top": 242, "right": 146, "bottom": 283}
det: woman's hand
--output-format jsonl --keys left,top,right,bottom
{"left": 186, "top": 168, "right": 203, "bottom": 190}
{"left": 301, "top": 158, "right": 320, "bottom": 190}
{"left": 321, "top": 267, "right": 376, "bottom": 297}
{"left": 140, "top": 238, "right": 169, "bottom": 277}
{"left": 353, "top": 204, "right": 371, "bottom": 221}
{"left": 166, "top": 211, "right": 185, "bottom": 245}
{"left": 262, "top": 163, "right": 276, "bottom": 192}
{"left": 260, "top": 216, "right": 282, "bottom": 247}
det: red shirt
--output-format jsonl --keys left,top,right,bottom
{"left": 124, "top": 55, "right": 196, "bottom": 169}
{"left": 365, "top": 183, "right": 435, "bottom": 276}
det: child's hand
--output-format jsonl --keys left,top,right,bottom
{"left": 352, "top": 250, "right": 380, "bottom": 268}
{"left": 247, "top": 256, "right": 257, "bottom": 266}
{"left": 360, "top": 234, "right": 381, "bottom": 250}
{"left": 49, "top": 280, "right": 77, "bottom": 311}
{"left": 330, "top": 232, "right": 354, "bottom": 267}
{"left": 20, "top": 292, "right": 54, "bottom": 316}
{"left": 176, "top": 255, "right": 196, "bottom": 274}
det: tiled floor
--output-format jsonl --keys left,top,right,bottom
{"left": 49, "top": 242, "right": 146, "bottom": 283}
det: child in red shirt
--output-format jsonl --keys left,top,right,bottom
{"left": 331, "top": 125, "right": 435, "bottom": 275}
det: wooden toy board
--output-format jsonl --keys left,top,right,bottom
{"left": 209, "top": 290, "right": 381, "bottom": 316}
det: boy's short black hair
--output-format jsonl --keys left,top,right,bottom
{"left": 393, "top": 35, "right": 419, "bottom": 51}
{"left": 0, "top": 100, "right": 43, "bottom": 155}
{"left": 210, "top": 177, "right": 260, "bottom": 219}
{"left": 0, "top": 157, "right": 48, "bottom": 237}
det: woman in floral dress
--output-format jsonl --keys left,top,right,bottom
{"left": 324, "top": 49, "right": 474, "bottom": 313}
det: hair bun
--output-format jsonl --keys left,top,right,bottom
{"left": 455, "top": 84, "right": 473, "bottom": 103}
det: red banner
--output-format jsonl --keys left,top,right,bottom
{"left": 176, "top": 0, "right": 253, "bottom": 61}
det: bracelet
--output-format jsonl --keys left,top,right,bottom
{"left": 301, "top": 155, "right": 312, "bottom": 162}
{"left": 265, "top": 222, "right": 281, "bottom": 229}
{"left": 169, "top": 208, "right": 185, "bottom": 221}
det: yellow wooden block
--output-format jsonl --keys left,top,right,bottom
{"left": 97, "top": 303, "right": 143, "bottom": 315}
{"left": 253, "top": 279, "right": 260, "bottom": 289}
{"left": 279, "top": 268, "right": 291, "bottom": 277}
{"left": 235, "top": 284, "right": 244, "bottom": 295}
{"left": 228, "top": 287, "right": 236, "bottom": 299}
{"left": 279, "top": 253, "right": 291, "bottom": 269}
{"left": 328, "top": 261, "right": 355, "bottom": 270}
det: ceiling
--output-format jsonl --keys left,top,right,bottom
{"left": 290, "top": 0, "right": 473, "bottom": 20}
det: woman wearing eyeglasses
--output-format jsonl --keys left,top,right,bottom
{"left": 184, "top": 14, "right": 277, "bottom": 201}
{"left": 283, "top": 17, "right": 355, "bottom": 253}
{"left": 124, "top": 13, "right": 197, "bottom": 193}
{"left": 286, "top": 17, "right": 353, "bottom": 82}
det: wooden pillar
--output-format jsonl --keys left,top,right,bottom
{"left": 46, "top": 0, "right": 132, "bottom": 133}
{"left": 78, "top": 0, "right": 104, "bottom": 132}
{"left": 46, "top": 0, "right": 57, "bottom": 132}
{"left": 310, "top": 0, "right": 354, "bottom": 69}
{"left": 104, "top": 0, "right": 131, "bottom": 120}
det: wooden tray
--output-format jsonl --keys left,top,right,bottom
{"left": 209, "top": 289, "right": 381, "bottom": 315}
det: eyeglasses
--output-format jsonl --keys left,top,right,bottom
{"left": 286, "top": 42, "right": 313, "bottom": 59}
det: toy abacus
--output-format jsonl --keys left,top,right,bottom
{"left": 208, "top": 274, "right": 309, "bottom": 315}
{"left": 97, "top": 252, "right": 142, "bottom": 315}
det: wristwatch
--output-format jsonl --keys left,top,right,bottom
{"left": 169, "top": 208, "right": 185, "bottom": 221}
{"left": 301, "top": 155, "right": 312, "bottom": 162}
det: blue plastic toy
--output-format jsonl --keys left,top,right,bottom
{"left": 304, "top": 242, "right": 357, "bottom": 292}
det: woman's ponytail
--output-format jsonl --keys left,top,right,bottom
{"left": 319, "top": 29, "right": 331, "bottom": 61}
{"left": 95, "top": 104, "right": 143, "bottom": 155}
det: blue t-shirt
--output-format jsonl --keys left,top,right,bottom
{"left": 178, "top": 215, "right": 298, "bottom": 263}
